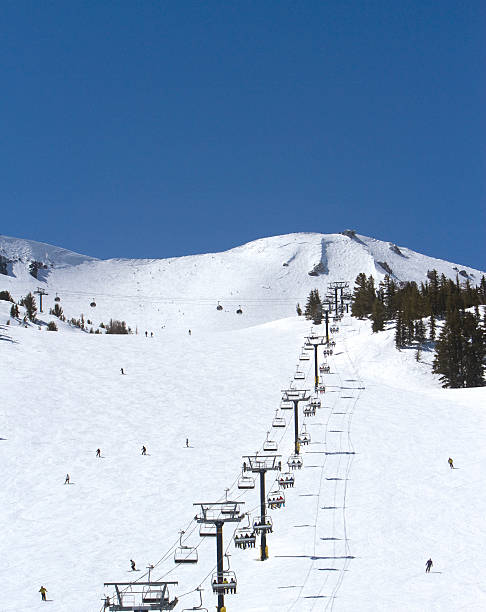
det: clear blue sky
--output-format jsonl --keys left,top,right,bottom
{"left": 1, "top": 1, "right": 485, "bottom": 268}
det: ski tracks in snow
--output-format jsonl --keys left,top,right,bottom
{"left": 288, "top": 320, "right": 364, "bottom": 611}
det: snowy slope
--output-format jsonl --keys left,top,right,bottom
{"left": 2, "top": 299, "right": 486, "bottom": 611}
{"left": 0, "top": 232, "right": 483, "bottom": 335}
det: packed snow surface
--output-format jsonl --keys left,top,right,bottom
{"left": 1, "top": 232, "right": 485, "bottom": 611}
{"left": 1, "top": 304, "right": 486, "bottom": 611}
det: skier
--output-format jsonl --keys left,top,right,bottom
{"left": 96, "top": 448, "right": 101, "bottom": 458}
{"left": 145, "top": 331, "right": 148, "bottom": 337}
{"left": 425, "top": 558, "right": 433, "bottom": 573}
{"left": 141, "top": 446, "right": 147, "bottom": 456}
{"left": 64, "top": 474, "right": 70, "bottom": 485}
{"left": 130, "top": 559, "right": 136, "bottom": 571}
{"left": 188, "top": 329, "right": 191, "bottom": 335}
{"left": 39, "top": 586, "right": 47, "bottom": 601}
{"left": 120, "top": 368, "right": 125, "bottom": 375}
{"left": 150, "top": 332, "right": 153, "bottom": 337}
{"left": 185, "top": 438, "right": 189, "bottom": 448}
{"left": 104, "top": 595, "right": 111, "bottom": 609}
{"left": 448, "top": 457, "right": 454, "bottom": 469}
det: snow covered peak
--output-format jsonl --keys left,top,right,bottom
{"left": 0, "top": 234, "right": 96, "bottom": 268}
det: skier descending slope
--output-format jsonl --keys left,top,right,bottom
{"left": 448, "top": 457, "right": 454, "bottom": 469}
{"left": 39, "top": 586, "right": 47, "bottom": 601}
{"left": 426, "top": 558, "right": 433, "bottom": 573}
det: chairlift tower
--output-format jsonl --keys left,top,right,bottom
{"left": 322, "top": 302, "right": 332, "bottom": 343}
{"left": 242, "top": 454, "right": 281, "bottom": 561}
{"left": 34, "top": 287, "right": 48, "bottom": 313}
{"left": 281, "top": 388, "right": 310, "bottom": 456}
{"left": 329, "top": 281, "right": 349, "bottom": 314}
{"left": 103, "top": 581, "right": 178, "bottom": 611}
{"left": 194, "top": 501, "right": 244, "bottom": 612}
{"left": 305, "top": 333, "right": 326, "bottom": 391}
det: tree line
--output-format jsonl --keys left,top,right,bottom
{"left": 350, "top": 271, "right": 486, "bottom": 388}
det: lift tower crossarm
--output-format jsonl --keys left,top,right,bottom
{"left": 305, "top": 334, "right": 326, "bottom": 391}
{"left": 281, "top": 388, "right": 310, "bottom": 455}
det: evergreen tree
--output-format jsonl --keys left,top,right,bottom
{"left": 415, "top": 319, "right": 427, "bottom": 345}
{"left": 22, "top": 293, "right": 37, "bottom": 322}
{"left": 429, "top": 313, "right": 436, "bottom": 341}
{"left": 304, "top": 289, "right": 322, "bottom": 321}
{"left": 296, "top": 303, "right": 302, "bottom": 316}
{"left": 50, "top": 303, "right": 64, "bottom": 319}
{"left": 395, "top": 310, "right": 405, "bottom": 349}
{"left": 10, "top": 303, "right": 19, "bottom": 318}
{"left": 371, "top": 298, "right": 385, "bottom": 333}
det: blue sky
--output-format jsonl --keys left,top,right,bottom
{"left": 1, "top": 1, "right": 484, "bottom": 268}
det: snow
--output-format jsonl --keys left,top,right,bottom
{"left": 1, "top": 232, "right": 485, "bottom": 611}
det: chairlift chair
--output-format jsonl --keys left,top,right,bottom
{"left": 272, "top": 409, "right": 286, "bottom": 428}
{"left": 216, "top": 301, "right": 223, "bottom": 311}
{"left": 278, "top": 472, "right": 295, "bottom": 488}
{"left": 54, "top": 294, "right": 60, "bottom": 302}
{"left": 174, "top": 531, "right": 198, "bottom": 564}
{"left": 182, "top": 586, "right": 208, "bottom": 611}
{"left": 280, "top": 400, "right": 293, "bottom": 410}
{"left": 263, "top": 431, "right": 278, "bottom": 452}
{"left": 299, "top": 351, "right": 310, "bottom": 361}
{"left": 237, "top": 472, "right": 255, "bottom": 490}
{"left": 304, "top": 342, "right": 314, "bottom": 351}
{"left": 211, "top": 571, "right": 237, "bottom": 594}
{"left": 287, "top": 454, "right": 303, "bottom": 470}
{"left": 294, "top": 368, "right": 306, "bottom": 380}
{"left": 236, "top": 305, "right": 243, "bottom": 314}
{"left": 267, "top": 488, "right": 285, "bottom": 509}
{"left": 299, "top": 430, "right": 311, "bottom": 445}
{"left": 234, "top": 514, "right": 256, "bottom": 549}
{"left": 199, "top": 524, "right": 217, "bottom": 537}
{"left": 253, "top": 515, "right": 273, "bottom": 534}
{"left": 90, "top": 298, "right": 96, "bottom": 307}
{"left": 303, "top": 404, "right": 316, "bottom": 417}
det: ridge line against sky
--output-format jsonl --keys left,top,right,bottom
{"left": 1, "top": 1, "right": 484, "bottom": 267}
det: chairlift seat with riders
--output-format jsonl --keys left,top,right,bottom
{"left": 267, "top": 489, "right": 285, "bottom": 509}
{"left": 234, "top": 515, "right": 256, "bottom": 549}
{"left": 54, "top": 294, "right": 60, "bottom": 302}
{"left": 303, "top": 404, "right": 316, "bottom": 417}
{"left": 278, "top": 472, "right": 295, "bottom": 488}
{"left": 287, "top": 454, "right": 303, "bottom": 470}
{"left": 216, "top": 301, "right": 223, "bottom": 311}
{"left": 253, "top": 516, "right": 273, "bottom": 533}
{"left": 90, "top": 298, "right": 96, "bottom": 307}
{"left": 236, "top": 305, "right": 243, "bottom": 314}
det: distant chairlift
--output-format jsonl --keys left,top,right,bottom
{"left": 182, "top": 586, "right": 208, "bottom": 612}
{"left": 216, "top": 301, "right": 223, "bottom": 311}
{"left": 90, "top": 298, "right": 97, "bottom": 308}
{"left": 54, "top": 293, "right": 60, "bottom": 302}
{"left": 236, "top": 305, "right": 243, "bottom": 314}
{"left": 263, "top": 431, "right": 278, "bottom": 452}
{"left": 280, "top": 400, "right": 294, "bottom": 410}
{"left": 303, "top": 404, "right": 316, "bottom": 417}
{"left": 272, "top": 410, "right": 286, "bottom": 428}
{"left": 299, "top": 425, "right": 311, "bottom": 446}
{"left": 174, "top": 530, "right": 198, "bottom": 564}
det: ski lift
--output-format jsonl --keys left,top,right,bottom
{"left": 253, "top": 515, "right": 273, "bottom": 534}
{"left": 267, "top": 488, "right": 285, "bottom": 509}
{"left": 287, "top": 454, "right": 303, "bottom": 470}
{"left": 280, "top": 400, "right": 293, "bottom": 410}
{"left": 182, "top": 587, "right": 208, "bottom": 612}
{"left": 237, "top": 471, "right": 255, "bottom": 490}
{"left": 299, "top": 425, "right": 311, "bottom": 445}
{"left": 320, "top": 363, "right": 330, "bottom": 373}
{"left": 236, "top": 305, "right": 243, "bottom": 314}
{"left": 263, "top": 431, "right": 278, "bottom": 452}
{"left": 174, "top": 530, "right": 198, "bottom": 564}
{"left": 234, "top": 514, "right": 256, "bottom": 549}
{"left": 54, "top": 294, "right": 60, "bottom": 302}
{"left": 90, "top": 298, "right": 96, "bottom": 308}
{"left": 216, "top": 301, "right": 223, "bottom": 311}
{"left": 303, "top": 404, "right": 316, "bottom": 417}
{"left": 199, "top": 524, "right": 217, "bottom": 537}
{"left": 212, "top": 554, "right": 237, "bottom": 594}
{"left": 104, "top": 581, "right": 178, "bottom": 612}
{"left": 299, "top": 351, "right": 310, "bottom": 361}
{"left": 294, "top": 367, "right": 305, "bottom": 380}
{"left": 272, "top": 410, "right": 286, "bottom": 428}
{"left": 278, "top": 472, "right": 295, "bottom": 488}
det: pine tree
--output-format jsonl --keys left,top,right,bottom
{"left": 50, "top": 303, "right": 64, "bottom": 318}
{"left": 296, "top": 303, "right": 302, "bottom": 316}
{"left": 371, "top": 298, "right": 385, "bottom": 333}
{"left": 395, "top": 310, "right": 405, "bottom": 349}
{"left": 10, "top": 303, "right": 19, "bottom": 318}
{"left": 415, "top": 319, "right": 426, "bottom": 345}
{"left": 22, "top": 293, "right": 37, "bottom": 322}
{"left": 429, "top": 313, "right": 436, "bottom": 341}
{"left": 304, "top": 290, "right": 322, "bottom": 321}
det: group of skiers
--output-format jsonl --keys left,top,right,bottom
{"left": 63, "top": 447, "right": 149, "bottom": 485}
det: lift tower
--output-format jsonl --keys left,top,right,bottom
{"left": 34, "top": 287, "right": 48, "bottom": 313}
{"left": 194, "top": 501, "right": 244, "bottom": 612}
{"left": 242, "top": 454, "right": 281, "bottom": 561}
{"left": 305, "top": 333, "right": 326, "bottom": 391}
{"left": 281, "top": 388, "right": 310, "bottom": 455}
{"left": 328, "top": 281, "right": 349, "bottom": 314}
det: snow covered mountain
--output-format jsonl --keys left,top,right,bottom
{"left": 0, "top": 231, "right": 483, "bottom": 334}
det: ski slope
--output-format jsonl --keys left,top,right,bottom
{"left": 2, "top": 297, "right": 486, "bottom": 611}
